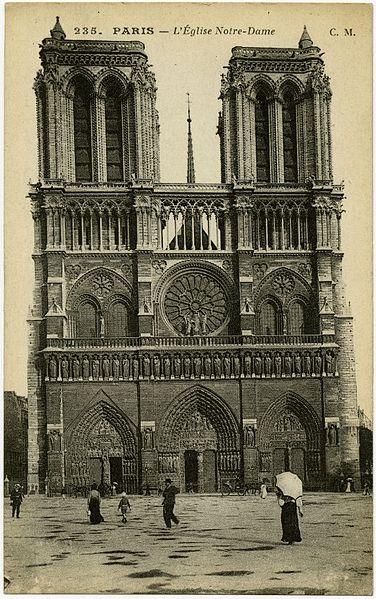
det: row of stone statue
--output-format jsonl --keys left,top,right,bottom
{"left": 158, "top": 453, "right": 179, "bottom": 473}
{"left": 46, "top": 350, "right": 337, "bottom": 381}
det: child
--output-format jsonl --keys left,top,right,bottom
{"left": 118, "top": 492, "right": 131, "bottom": 523}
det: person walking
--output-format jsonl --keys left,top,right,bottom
{"left": 162, "top": 478, "right": 179, "bottom": 529}
{"left": 260, "top": 481, "right": 268, "bottom": 499}
{"left": 118, "top": 492, "right": 131, "bottom": 523}
{"left": 87, "top": 482, "right": 104, "bottom": 524}
{"left": 276, "top": 488, "right": 303, "bottom": 544}
{"left": 10, "top": 484, "right": 23, "bottom": 518}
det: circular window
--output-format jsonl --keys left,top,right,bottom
{"left": 163, "top": 272, "right": 229, "bottom": 336}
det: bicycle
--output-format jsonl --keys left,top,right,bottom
{"left": 220, "top": 481, "right": 252, "bottom": 496}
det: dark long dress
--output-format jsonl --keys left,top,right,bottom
{"left": 88, "top": 490, "right": 104, "bottom": 524}
{"left": 281, "top": 498, "right": 301, "bottom": 543}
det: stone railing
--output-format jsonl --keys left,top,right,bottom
{"left": 44, "top": 343, "right": 338, "bottom": 383}
{"left": 46, "top": 334, "right": 334, "bottom": 350}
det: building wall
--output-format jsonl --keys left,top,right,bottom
{"left": 4, "top": 392, "right": 28, "bottom": 490}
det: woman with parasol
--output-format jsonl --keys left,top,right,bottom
{"left": 275, "top": 472, "right": 303, "bottom": 544}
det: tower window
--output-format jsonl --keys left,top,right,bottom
{"left": 289, "top": 301, "right": 305, "bottom": 335}
{"left": 105, "top": 81, "right": 124, "bottom": 182}
{"left": 77, "top": 300, "right": 98, "bottom": 338}
{"left": 73, "top": 80, "right": 93, "bottom": 182}
{"left": 255, "top": 93, "right": 270, "bottom": 183}
{"left": 107, "top": 301, "right": 128, "bottom": 337}
{"left": 282, "top": 93, "right": 298, "bottom": 182}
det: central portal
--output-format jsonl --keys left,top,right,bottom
{"left": 185, "top": 450, "right": 199, "bottom": 492}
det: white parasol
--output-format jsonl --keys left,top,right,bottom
{"left": 275, "top": 471, "right": 303, "bottom": 499}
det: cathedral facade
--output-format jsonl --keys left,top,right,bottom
{"left": 27, "top": 19, "right": 360, "bottom": 495}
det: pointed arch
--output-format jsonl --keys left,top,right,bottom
{"left": 70, "top": 74, "right": 94, "bottom": 182}
{"left": 258, "top": 390, "right": 321, "bottom": 451}
{"left": 159, "top": 385, "right": 240, "bottom": 451}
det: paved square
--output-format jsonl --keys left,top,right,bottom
{"left": 4, "top": 493, "right": 372, "bottom": 594}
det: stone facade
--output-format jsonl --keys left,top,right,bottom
{"left": 27, "top": 20, "right": 360, "bottom": 494}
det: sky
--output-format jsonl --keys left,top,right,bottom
{"left": 4, "top": 3, "right": 372, "bottom": 415}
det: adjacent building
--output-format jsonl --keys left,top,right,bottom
{"left": 27, "top": 19, "right": 360, "bottom": 494}
{"left": 4, "top": 391, "right": 28, "bottom": 491}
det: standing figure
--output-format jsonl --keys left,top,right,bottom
{"left": 304, "top": 353, "right": 312, "bottom": 376}
{"left": 284, "top": 353, "right": 292, "bottom": 377}
{"left": 113, "top": 356, "right": 120, "bottom": 379}
{"left": 82, "top": 356, "right": 90, "bottom": 379}
{"left": 223, "top": 354, "right": 231, "bottom": 378}
{"left": 10, "top": 484, "right": 23, "bottom": 518}
{"left": 254, "top": 354, "right": 262, "bottom": 376}
{"left": 193, "top": 355, "right": 202, "bottom": 378}
{"left": 244, "top": 353, "right": 252, "bottom": 377}
{"left": 314, "top": 353, "right": 322, "bottom": 376}
{"left": 92, "top": 357, "right": 100, "bottom": 380}
{"left": 72, "top": 356, "right": 80, "bottom": 379}
{"left": 265, "top": 353, "right": 272, "bottom": 377}
{"left": 204, "top": 354, "right": 212, "bottom": 378}
{"left": 49, "top": 357, "right": 57, "bottom": 380}
{"left": 214, "top": 354, "right": 222, "bottom": 378}
{"left": 132, "top": 356, "right": 139, "bottom": 379}
{"left": 173, "top": 355, "right": 181, "bottom": 378}
{"left": 183, "top": 355, "right": 191, "bottom": 378}
{"left": 325, "top": 351, "right": 333, "bottom": 375}
{"left": 276, "top": 488, "right": 303, "bottom": 545}
{"left": 164, "top": 355, "right": 171, "bottom": 378}
{"left": 122, "top": 355, "right": 130, "bottom": 379}
{"left": 118, "top": 492, "right": 131, "bottom": 523}
{"left": 153, "top": 355, "right": 161, "bottom": 378}
{"left": 87, "top": 482, "right": 104, "bottom": 524}
{"left": 260, "top": 481, "right": 268, "bottom": 499}
{"left": 162, "top": 478, "right": 180, "bottom": 529}
{"left": 201, "top": 313, "right": 208, "bottom": 334}
{"left": 275, "top": 353, "right": 282, "bottom": 377}
{"left": 143, "top": 354, "right": 151, "bottom": 378}
{"left": 61, "top": 357, "right": 69, "bottom": 380}
{"left": 295, "top": 354, "right": 302, "bottom": 376}
{"left": 233, "top": 355, "right": 241, "bottom": 378}
{"left": 184, "top": 314, "right": 192, "bottom": 336}
{"left": 102, "top": 356, "right": 110, "bottom": 379}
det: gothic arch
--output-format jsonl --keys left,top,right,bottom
{"left": 254, "top": 266, "right": 314, "bottom": 303}
{"left": 258, "top": 391, "right": 321, "bottom": 452}
{"left": 67, "top": 396, "right": 136, "bottom": 456}
{"left": 66, "top": 266, "right": 134, "bottom": 311}
{"left": 97, "top": 70, "right": 130, "bottom": 97}
{"left": 65, "top": 69, "right": 95, "bottom": 97}
{"left": 159, "top": 385, "right": 240, "bottom": 451}
{"left": 276, "top": 75, "right": 305, "bottom": 100}
{"left": 247, "top": 75, "right": 276, "bottom": 101}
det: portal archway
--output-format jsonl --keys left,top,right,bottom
{"left": 258, "top": 391, "right": 322, "bottom": 487}
{"left": 158, "top": 385, "right": 240, "bottom": 492}
{"left": 66, "top": 399, "right": 137, "bottom": 493}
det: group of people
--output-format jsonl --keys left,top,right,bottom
{"left": 86, "top": 478, "right": 179, "bottom": 528}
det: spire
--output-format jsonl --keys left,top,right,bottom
{"left": 50, "top": 16, "right": 66, "bottom": 41}
{"left": 299, "top": 25, "right": 313, "bottom": 49}
{"left": 186, "top": 93, "right": 196, "bottom": 184}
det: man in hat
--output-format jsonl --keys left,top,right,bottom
{"left": 162, "top": 478, "right": 179, "bottom": 529}
{"left": 10, "top": 483, "right": 23, "bottom": 518}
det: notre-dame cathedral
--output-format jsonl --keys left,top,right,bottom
{"left": 27, "top": 19, "right": 360, "bottom": 495}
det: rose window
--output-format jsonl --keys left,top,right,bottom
{"left": 92, "top": 274, "right": 114, "bottom": 300}
{"left": 272, "top": 273, "right": 295, "bottom": 297}
{"left": 164, "top": 273, "right": 228, "bottom": 335}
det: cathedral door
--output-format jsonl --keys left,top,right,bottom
{"left": 203, "top": 449, "right": 217, "bottom": 492}
{"left": 89, "top": 457, "right": 102, "bottom": 485}
{"left": 273, "top": 448, "right": 286, "bottom": 477}
{"left": 185, "top": 450, "right": 199, "bottom": 492}
{"left": 110, "top": 457, "right": 123, "bottom": 487}
{"left": 291, "top": 448, "right": 305, "bottom": 481}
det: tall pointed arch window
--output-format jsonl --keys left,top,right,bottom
{"left": 76, "top": 299, "right": 99, "bottom": 338}
{"left": 258, "top": 301, "right": 282, "bottom": 335}
{"left": 289, "top": 301, "right": 305, "bottom": 335}
{"left": 255, "top": 92, "right": 270, "bottom": 183}
{"left": 105, "top": 80, "right": 124, "bottom": 182}
{"left": 107, "top": 301, "right": 128, "bottom": 337}
{"left": 73, "top": 78, "right": 93, "bottom": 182}
{"left": 282, "top": 92, "right": 298, "bottom": 182}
